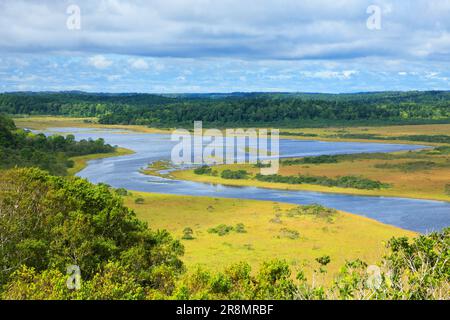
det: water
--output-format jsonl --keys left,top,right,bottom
{"left": 46, "top": 127, "right": 450, "bottom": 233}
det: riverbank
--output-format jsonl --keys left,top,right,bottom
{"left": 67, "top": 147, "right": 135, "bottom": 176}
{"left": 125, "top": 191, "right": 416, "bottom": 282}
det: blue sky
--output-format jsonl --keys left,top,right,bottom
{"left": 0, "top": 0, "right": 449, "bottom": 93}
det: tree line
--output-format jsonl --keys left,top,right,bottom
{"left": 1, "top": 91, "right": 449, "bottom": 127}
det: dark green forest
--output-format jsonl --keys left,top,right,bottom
{"left": 1, "top": 91, "right": 449, "bottom": 127}
{"left": 0, "top": 114, "right": 115, "bottom": 175}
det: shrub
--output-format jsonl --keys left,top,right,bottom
{"left": 278, "top": 228, "right": 300, "bottom": 240}
{"left": 221, "top": 169, "right": 248, "bottom": 180}
{"left": 255, "top": 174, "right": 388, "bottom": 190}
{"left": 182, "top": 227, "right": 195, "bottom": 240}
{"left": 208, "top": 224, "right": 234, "bottom": 236}
{"left": 282, "top": 155, "right": 339, "bottom": 166}
{"left": 194, "top": 165, "right": 212, "bottom": 175}
{"left": 134, "top": 197, "right": 145, "bottom": 204}
{"left": 235, "top": 223, "right": 247, "bottom": 233}
{"left": 286, "top": 204, "right": 336, "bottom": 221}
{"left": 115, "top": 188, "right": 128, "bottom": 196}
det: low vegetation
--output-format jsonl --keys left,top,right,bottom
{"left": 374, "top": 161, "right": 441, "bottom": 172}
{"left": 220, "top": 169, "right": 248, "bottom": 180}
{"left": 282, "top": 155, "right": 339, "bottom": 166}
{"left": 207, "top": 224, "right": 247, "bottom": 236}
{"left": 255, "top": 174, "right": 389, "bottom": 190}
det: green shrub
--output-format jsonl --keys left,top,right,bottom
{"left": 286, "top": 204, "right": 336, "bottom": 221}
{"left": 208, "top": 224, "right": 234, "bottom": 236}
{"left": 282, "top": 155, "right": 339, "bottom": 166}
{"left": 235, "top": 223, "right": 247, "bottom": 233}
{"left": 182, "top": 227, "right": 195, "bottom": 240}
{"left": 255, "top": 174, "right": 388, "bottom": 190}
{"left": 194, "top": 165, "right": 212, "bottom": 175}
{"left": 115, "top": 188, "right": 129, "bottom": 196}
{"left": 221, "top": 169, "right": 248, "bottom": 180}
{"left": 134, "top": 197, "right": 145, "bottom": 204}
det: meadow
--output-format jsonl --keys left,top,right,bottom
{"left": 125, "top": 192, "right": 416, "bottom": 282}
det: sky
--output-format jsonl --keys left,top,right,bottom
{"left": 0, "top": 0, "right": 449, "bottom": 93}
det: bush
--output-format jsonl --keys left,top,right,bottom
{"left": 255, "top": 174, "right": 389, "bottom": 190}
{"left": 182, "top": 227, "right": 195, "bottom": 240}
{"left": 115, "top": 188, "right": 129, "bottom": 196}
{"left": 221, "top": 170, "right": 248, "bottom": 180}
{"left": 208, "top": 224, "right": 234, "bottom": 236}
{"left": 282, "top": 155, "right": 339, "bottom": 166}
{"left": 134, "top": 197, "right": 145, "bottom": 204}
{"left": 235, "top": 223, "right": 247, "bottom": 233}
{"left": 286, "top": 204, "right": 336, "bottom": 221}
{"left": 278, "top": 228, "right": 300, "bottom": 240}
{"left": 194, "top": 165, "right": 212, "bottom": 175}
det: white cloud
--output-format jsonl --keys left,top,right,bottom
{"left": 129, "top": 58, "right": 149, "bottom": 70}
{"left": 301, "top": 70, "right": 358, "bottom": 80}
{"left": 88, "top": 55, "right": 112, "bottom": 69}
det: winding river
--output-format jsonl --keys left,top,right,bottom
{"left": 47, "top": 127, "right": 450, "bottom": 233}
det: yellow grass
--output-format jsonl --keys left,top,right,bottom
{"left": 279, "top": 123, "right": 450, "bottom": 146}
{"left": 126, "top": 192, "right": 416, "bottom": 282}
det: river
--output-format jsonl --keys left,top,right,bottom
{"left": 47, "top": 127, "right": 450, "bottom": 233}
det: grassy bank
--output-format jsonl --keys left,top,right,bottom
{"left": 67, "top": 147, "right": 135, "bottom": 176}
{"left": 125, "top": 192, "right": 416, "bottom": 282}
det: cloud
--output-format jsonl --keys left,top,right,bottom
{"left": 88, "top": 55, "right": 112, "bottom": 69}
{"left": 301, "top": 70, "right": 358, "bottom": 80}
{"left": 0, "top": 0, "right": 449, "bottom": 61}
{"left": 0, "top": 1, "right": 449, "bottom": 93}
{"left": 129, "top": 58, "right": 149, "bottom": 70}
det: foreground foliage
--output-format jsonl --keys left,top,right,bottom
{"left": 0, "top": 168, "right": 184, "bottom": 298}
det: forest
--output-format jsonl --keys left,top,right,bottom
{"left": 1, "top": 91, "right": 449, "bottom": 127}
{"left": 0, "top": 114, "right": 115, "bottom": 175}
